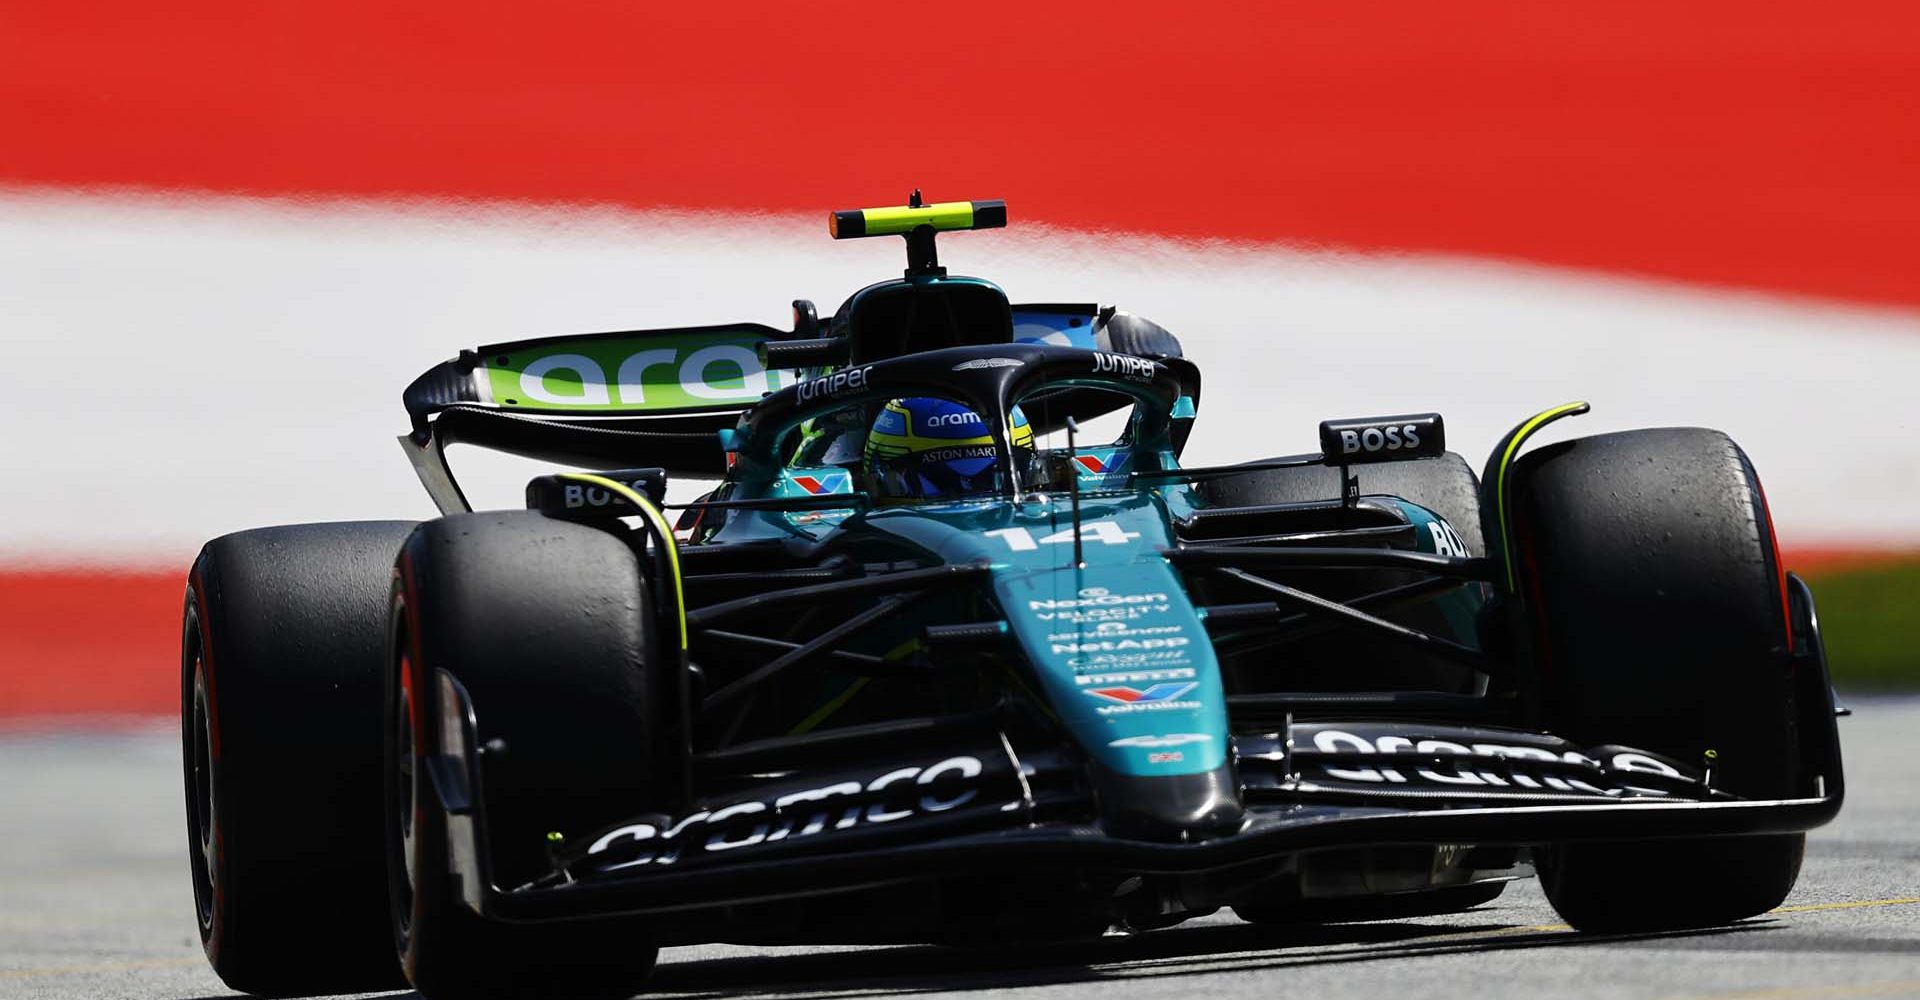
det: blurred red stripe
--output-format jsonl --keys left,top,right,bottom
{"left": 1778, "top": 547, "right": 1920, "bottom": 577}
{"left": 1, "top": 549, "right": 1909, "bottom": 719}
{"left": 3, "top": 2, "right": 1919, "bottom": 305}
{"left": 0, "top": 570, "right": 181, "bottom": 718}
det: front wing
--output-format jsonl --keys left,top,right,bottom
{"left": 424, "top": 651, "right": 1844, "bottom": 925}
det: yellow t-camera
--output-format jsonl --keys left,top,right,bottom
{"left": 830, "top": 199, "right": 1007, "bottom": 239}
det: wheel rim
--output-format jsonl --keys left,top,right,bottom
{"left": 392, "top": 649, "right": 419, "bottom": 938}
{"left": 188, "top": 655, "right": 218, "bottom": 931}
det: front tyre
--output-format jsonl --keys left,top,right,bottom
{"left": 388, "top": 512, "right": 661, "bottom": 1000}
{"left": 1513, "top": 428, "right": 1804, "bottom": 932}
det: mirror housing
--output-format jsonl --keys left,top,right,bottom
{"left": 1319, "top": 413, "right": 1445, "bottom": 465}
{"left": 526, "top": 468, "right": 669, "bottom": 517}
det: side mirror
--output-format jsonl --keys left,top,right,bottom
{"left": 791, "top": 299, "right": 819, "bottom": 339}
{"left": 1319, "top": 413, "right": 1445, "bottom": 465}
{"left": 525, "top": 467, "right": 669, "bottom": 517}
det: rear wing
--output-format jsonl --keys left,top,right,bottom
{"left": 400, "top": 322, "right": 801, "bottom": 513}
{"left": 398, "top": 304, "right": 1195, "bottom": 514}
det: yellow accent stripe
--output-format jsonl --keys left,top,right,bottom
{"left": 1668, "top": 981, "right": 1920, "bottom": 1000}
{"left": 856, "top": 201, "right": 976, "bottom": 236}
{"left": 787, "top": 677, "right": 870, "bottom": 737}
{"left": 1494, "top": 400, "right": 1590, "bottom": 589}
{"left": 1771, "top": 896, "right": 1920, "bottom": 914}
{"left": 786, "top": 634, "right": 924, "bottom": 736}
{"left": 1421, "top": 897, "right": 1920, "bottom": 953}
{"left": 559, "top": 474, "right": 687, "bottom": 650}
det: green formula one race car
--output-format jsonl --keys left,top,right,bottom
{"left": 180, "top": 195, "right": 1844, "bottom": 999}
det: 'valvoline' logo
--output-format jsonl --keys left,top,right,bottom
{"left": 1073, "top": 451, "right": 1128, "bottom": 475}
{"left": 790, "top": 471, "right": 852, "bottom": 495}
{"left": 1085, "top": 682, "right": 1197, "bottom": 704}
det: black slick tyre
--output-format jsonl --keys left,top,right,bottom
{"left": 1200, "top": 450, "right": 1485, "bottom": 556}
{"left": 389, "top": 511, "right": 662, "bottom": 1000}
{"left": 1513, "top": 428, "right": 1804, "bottom": 932}
{"left": 1200, "top": 451, "right": 1487, "bottom": 691}
{"left": 182, "top": 521, "right": 416, "bottom": 996}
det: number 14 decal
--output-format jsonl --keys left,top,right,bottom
{"left": 984, "top": 521, "right": 1141, "bottom": 552}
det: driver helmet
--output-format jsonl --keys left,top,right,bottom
{"left": 864, "top": 397, "right": 1035, "bottom": 501}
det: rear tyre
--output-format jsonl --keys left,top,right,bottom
{"left": 1200, "top": 451, "right": 1487, "bottom": 691}
{"left": 183, "top": 521, "right": 416, "bottom": 996}
{"left": 1200, "top": 450, "right": 1484, "bottom": 556}
{"left": 389, "top": 511, "right": 662, "bottom": 1000}
{"left": 1513, "top": 428, "right": 1804, "bottom": 932}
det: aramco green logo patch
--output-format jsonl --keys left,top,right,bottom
{"left": 484, "top": 332, "right": 796, "bottom": 411}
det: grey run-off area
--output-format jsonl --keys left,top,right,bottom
{"left": 3, "top": 699, "right": 1916, "bottom": 1000}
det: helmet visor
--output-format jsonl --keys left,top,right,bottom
{"left": 869, "top": 444, "right": 1038, "bottom": 501}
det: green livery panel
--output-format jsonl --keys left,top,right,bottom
{"left": 482, "top": 329, "right": 798, "bottom": 413}
{"left": 742, "top": 492, "right": 1232, "bottom": 777}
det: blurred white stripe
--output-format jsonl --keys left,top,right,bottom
{"left": 3, "top": 186, "right": 1916, "bottom": 563}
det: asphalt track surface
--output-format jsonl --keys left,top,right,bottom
{"left": 4, "top": 700, "right": 1917, "bottom": 1000}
